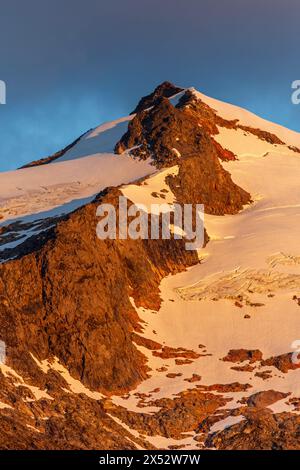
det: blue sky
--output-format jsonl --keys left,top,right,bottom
{"left": 0, "top": 0, "right": 299, "bottom": 171}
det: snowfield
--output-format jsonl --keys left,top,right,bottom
{"left": 0, "top": 114, "right": 156, "bottom": 258}
{"left": 0, "top": 153, "right": 154, "bottom": 223}
{"left": 0, "top": 113, "right": 153, "bottom": 223}
{"left": 112, "top": 98, "right": 300, "bottom": 444}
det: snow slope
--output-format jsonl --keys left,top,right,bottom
{"left": 0, "top": 115, "right": 156, "bottom": 259}
{"left": 111, "top": 98, "right": 300, "bottom": 444}
{"left": 192, "top": 88, "right": 300, "bottom": 148}
{"left": 0, "top": 90, "right": 186, "bottom": 256}
{"left": 55, "top": 115, "right": 133, "bottom": 162}
{"left": 0, "top": 154, "right": 154, "bottom": 223}
{"left": 120, "top": 149, "right": 300, "bottom": 404}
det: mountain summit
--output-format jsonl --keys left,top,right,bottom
{"left": 131, "top": 81, "right": 184, "bottom": 114}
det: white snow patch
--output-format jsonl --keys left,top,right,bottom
{"left": 121, "top": 166, "right": 179, "bottom": 212}
{"left": 214, "top": 126, "right": 296, "bottom": 160}
{"left": 169, "top": 90, "right": 186, "bottom": 107}
{"left": 0, "top": 363, "right": 52, "bottom": 401}
{"left": 0, "top": 401, "right": 12, "bottom": 410}
{"left": 32, "top": 356, "right": 103, "bottom": 400}
{"left": 171, "top": 148, "right": 181, "bottom": 158}
{"left": 145, "top": 432, "right": 200, "bottom": 450}
{"left": 209, "top": 415, "right": 245, "bottom": 434}
{"left": 107, "top": 413, "right": 145, "bottom": 450}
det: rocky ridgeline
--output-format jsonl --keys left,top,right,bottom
{"left": 115, "top": 90, "right": 250, "bottom": 214}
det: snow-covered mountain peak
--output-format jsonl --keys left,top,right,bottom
{"left": 1, "top": 82, "right": 300, "bottom": 262}
{"left": 2, "top": 83, "right": 300, "bottom": 449}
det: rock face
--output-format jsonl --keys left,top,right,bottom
{"left": 262, "top": 352, "right": 300, "bottom": 373}
{"left": 246, "top": 390, "right": 290, "bottom": 409}
{"left": 0, "top": 383, "right": 143, "bottom": 450}
{"left": 222, "top": 349, "right": 263, "bottom": 364}
{"left": 131, "top": 81, "right": 184, "bottom": 114}
{"left": 115, "top": 96, "right": 250, "bottom": 214}
{"left": 206, "top": 407, "right": 300, "bottom": 450}
{"left": 0, "top": 189, "right": 198, "bottom": 395}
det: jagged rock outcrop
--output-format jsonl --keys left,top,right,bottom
{"left": 0, "top": 189, "right": 199, "bottom": 396}
{"left": 131, "top": 81, "right": 183, "bottom": 114}
{"left": 222, "top": 349, "right": 263, "bottom": 364}
{"left": 116, "top": 96, "right": 251, "bottom": 214}
{"left": 107, "top": 387, "right": 229, "bottom": 440}
{"left": 206, "top": 408, "right": 300, "bottom": 450}
{"left": 262, "top": 352, "right": 300, "bottom": 373}
{"left": 176, "top": 88, "right": 287, "bottom": 145}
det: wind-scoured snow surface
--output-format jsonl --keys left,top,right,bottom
{"left": 54, "top": 116, "right": 133, "bottom": 162}
{"left": 0, "top": 92, "right": 186, "bottom": 258}
{"left": 0, "top": 115, "right": 155, "bottom": 259}
{"left": 192, "top": 87, "right": 300, "bottom": 148}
